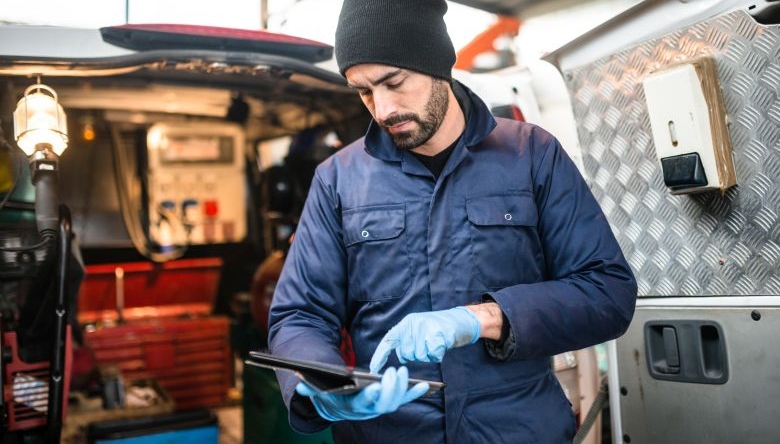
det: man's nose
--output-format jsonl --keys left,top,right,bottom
{"left": 372, "top": 91, "right": 398, "bottom": 122}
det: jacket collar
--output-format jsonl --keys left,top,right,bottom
{"left": 363, "top": 80, "right": 497, "bottom": 162}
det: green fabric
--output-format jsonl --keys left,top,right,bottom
{"left": 243, "top": 364, "right": 333, "bottom": 444}
{"left": 0, "top": 148, "right": 35, "bottom": 203}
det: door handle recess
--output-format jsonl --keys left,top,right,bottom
{"left": 645, "top": 320, "right": 728, "bottom": 384}
{"left": 661, "top": 326, "right": 680, "bottom": 372}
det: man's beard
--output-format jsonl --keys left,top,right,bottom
{"left": 380, "top": 79, "right": 449, "bottom": 150}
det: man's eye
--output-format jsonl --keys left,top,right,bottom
{"left": 357, "top": 89, "right": 372, "bottom": 97}
{"left": 387, "top": 82, "right": 402, "bottom": 90}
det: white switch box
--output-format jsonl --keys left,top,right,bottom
{"left": 643, "top": 58, "right": 736, "bottom": 195}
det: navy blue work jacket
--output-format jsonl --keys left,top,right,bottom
{"left": 268, "top": 82, "right": 637, "bottom": 444}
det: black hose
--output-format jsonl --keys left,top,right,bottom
{"left": 573, "top": 375, "right": 609, "bottom": 444}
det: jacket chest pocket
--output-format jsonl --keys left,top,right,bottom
{"left": 466, "top": 193, "right": 542, "bottom": 288}
{"left": 343, "top": 204, "right": 410, "bottom": 301}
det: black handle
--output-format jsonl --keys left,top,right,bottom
{"left": 645, "top": 320, "right": 728, "bottom": 384}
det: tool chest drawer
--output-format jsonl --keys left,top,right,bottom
{"left": 84, "top": 316, "right": 232, "bottom": 410}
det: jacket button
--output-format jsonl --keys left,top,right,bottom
{"left": 361, "top": 230, "right": 369, "bottom": 238}
{"left": 504, "top": 213, "right": 512, "bottom": 220}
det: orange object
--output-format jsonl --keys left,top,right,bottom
{"left": 455, "top": 15, "right": 522, "bottom": 71}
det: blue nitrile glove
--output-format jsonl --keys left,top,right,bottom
{"left": 294, "top": 366, "right": 429, "bottom": 422}
{"left": 370, "top": 306, "right": 481, "bottom": 374}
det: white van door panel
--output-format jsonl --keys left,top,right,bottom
{"left": 615, "top": 297, "right": 780, "bottom": 443}
{"left": 546, "top": 5, "right": 780, "bottom": 443}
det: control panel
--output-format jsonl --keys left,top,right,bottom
{"left": 146, "top": 122, "right": 247, "bottom": 246}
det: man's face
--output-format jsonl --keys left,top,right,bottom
{"left": 345, "top": 64, "right": 449, "bottom": 150}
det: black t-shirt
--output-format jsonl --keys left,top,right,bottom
{"left": 409, "top": 81, "right": 471, "bottom": 178}
{"left": 410, "top": 139, "right": 458, "bottom": 178}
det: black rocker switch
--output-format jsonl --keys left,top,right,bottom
{"left": 660, "top": 153, "right": 708, "bottom": 192}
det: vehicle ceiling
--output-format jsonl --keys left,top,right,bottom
{"left": 450, "top": 0, "right": 596, "bottom": 16}
{"left": 0, "top": 64, "right": 369, "bottom": 143}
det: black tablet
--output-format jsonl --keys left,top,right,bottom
{"left": 246, "top": 351, "right": 445, "bottom": 395}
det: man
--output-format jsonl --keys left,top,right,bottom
{"left": 267, "top": 0, "right": 637, "bottom": 442}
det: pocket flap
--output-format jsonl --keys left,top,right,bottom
{"left": 343, "top": 205, "right": 405, "bottom": 246}
{"left": 466, "top": 194, "right": 537, "bottom": 227}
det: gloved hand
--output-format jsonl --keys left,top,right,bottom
{"left": 370, "top": 306, "right": 481, "bottom": 374}
{"left": 295, "top": 366, "right": 429, "bottom": 422}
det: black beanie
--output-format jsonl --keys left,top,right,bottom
{"left": 334, "top": 0, "right": 456, "bottom": 80}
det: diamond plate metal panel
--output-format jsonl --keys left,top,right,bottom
{"left": 564, "top": 11, "right": 780, "bottom": 296}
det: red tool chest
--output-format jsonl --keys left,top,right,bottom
{"left": 77, "top": 258, "right": 232, "bottom": 411}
